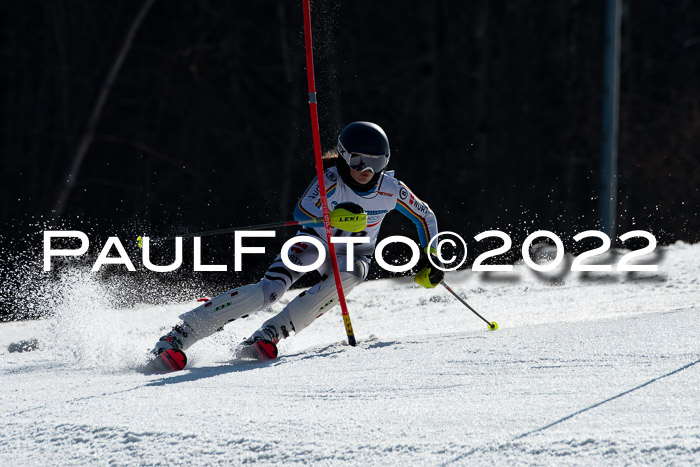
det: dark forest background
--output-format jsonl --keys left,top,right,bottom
{"left": 1, "top": 1, "right": 699, "bottom": 320}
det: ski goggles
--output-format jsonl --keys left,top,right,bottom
{"left": 347, "top": 152, "right": 389, "bottom": 173}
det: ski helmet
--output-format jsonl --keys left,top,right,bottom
{"left": 337, "top": 122, "right": 390, "bottom": 174}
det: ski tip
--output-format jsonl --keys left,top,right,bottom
{"left": 161, "top": 348, "right": 187, "bottom": 371}
{"left": 252, "top": 340, "right": 278, "bottom": 361}
{"left": 235, "top": 340, "right": 278, "bottom": 362}
{"left": 142, "top": 348, "right": 187, "bottom": 374}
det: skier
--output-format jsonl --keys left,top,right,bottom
{"left": 149, "top": 121, "right": 444, "bottom": 368}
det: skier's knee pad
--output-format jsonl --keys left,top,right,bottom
{"left": 179, "top": 283, "right": 265, "bottom": 339}
{"left": 283, "top": 270, "right": 365, "bottom": 335}
{"left": 259, "top": 276, "right": 288, "bottom": 308}
{"left": 347, "top": 258, "right": 369, "bottom": 281}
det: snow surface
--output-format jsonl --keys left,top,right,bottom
{"left": 1, "top": 242, "right": 699, "bottom": 465}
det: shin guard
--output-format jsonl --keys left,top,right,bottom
{"left": 179, "top": 283, "right": 265, "bottom": 341}
{"left": 280, "top": 270, "right": 364, "bottom": 335}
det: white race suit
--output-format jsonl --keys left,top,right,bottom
{"left": 175, "top": 167, "right": 439, "bottom": 348}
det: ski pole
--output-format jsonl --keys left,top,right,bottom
{"left": 137, "top": 218, "right": 318, "bottom": 248}
{"left": 136, "top": 209, "right": 367, "bottom": 247}
{"left": 441, "top": 281, "right": 499, "bottom": 331}
{"left": 139, "top": 218, "right": 320, "bottom": 245}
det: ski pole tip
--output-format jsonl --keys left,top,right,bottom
{"left": 488, "top": 321, "right": 499, "bottom": 331}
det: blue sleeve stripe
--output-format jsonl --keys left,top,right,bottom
{"left": 396, "top": 200, "right": 429, "bottom": 246}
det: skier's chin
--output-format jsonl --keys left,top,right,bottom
{"left": 351, "top": 170, "right": 374, "bottom": 184}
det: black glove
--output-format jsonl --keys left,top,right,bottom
{"left": 333, "top": 202, "right": 364, "bottom": 214}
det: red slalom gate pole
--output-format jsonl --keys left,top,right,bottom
{"left": 302, "top": 0, "right": 356, "bottom": 346}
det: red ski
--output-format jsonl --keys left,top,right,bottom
{"left": 237, "top": 340, "right": 278, "bottom": 362}
{"left": 142, "top": 348, "right": 187, "bottom": 374}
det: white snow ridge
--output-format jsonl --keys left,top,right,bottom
{"left": 1, "top": 242, "right": 699, "bottom": 465}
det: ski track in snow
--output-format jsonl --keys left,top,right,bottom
{"left": 1, "top": 242, "right": 699, "bottom": 465}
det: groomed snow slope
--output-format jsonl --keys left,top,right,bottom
{"left": 1, "top": 242, "right": 698, "bottom": 465}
